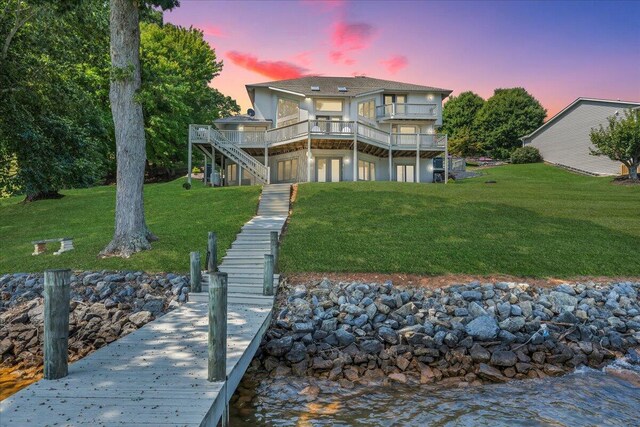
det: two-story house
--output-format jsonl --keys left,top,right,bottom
{"left": 188, "top": 76, "right": 453, "bottom": 186}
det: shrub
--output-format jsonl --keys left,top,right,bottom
{"left": 511, "top": 146, "right": 542, "bottom": 164}
{"left": 192, "top": 166, "right": 201, "bottom": 174}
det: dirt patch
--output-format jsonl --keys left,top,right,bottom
{"left": 612, "top": 176, "right": 640, "bottom": 186}
{"left": 284, "top": 272, "right": 640, "bottom": 289}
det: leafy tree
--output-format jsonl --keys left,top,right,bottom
{"left": 0, "top": 0, "right": 111, "bottom": 201}
{"left": 474, "top": 88, "right": 546, "bottom": 159}
{"left": 590, "top": 109, "right": 640, "bottom": 181}
{"left": 442, "top": 91, "right": 484, "bottom": 139}
{"left": 139, "top": 22, "right": 239, "bottom": 176}
{"left": 100, "top": 0, "right": 180, "bottom": 258}
{"left": 442, "top": 91, "right": 485, "bottom": 157}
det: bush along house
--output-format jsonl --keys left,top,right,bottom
{"left": 188, "top": 76, "right": 453, "bottom": 186}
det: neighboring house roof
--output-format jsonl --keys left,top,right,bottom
{"left": 521, "top": 98, "right": 640, "bottom": 141}
{"left": 246, "top": 76, "right": 453, "bottom": 98}
{"left": 214, "top": 115, "right": 272, "bottom": 124}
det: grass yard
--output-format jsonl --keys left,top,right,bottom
{"left": 280, "top": 164, "right": 640, "bottom": 278}
{"left": 0, "top": 180, "right": 260, "bottom": 274}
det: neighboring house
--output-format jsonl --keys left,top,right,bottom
{"left": 520, "top": 98, "right": 640, "bottom": 176}
{"left": 188, "top": 76, "right": 452, "bottom": 186}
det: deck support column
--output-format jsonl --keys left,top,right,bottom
{"left": 306, "top": 121, "right": 312, "bottom": 182}
{"left": 388, "top": 134, "right": 393, "bottom": 181}
{"left": 238, "top": 164, "right": 242, "bottom": 187}
{"left": 444, "top": 139, "right": 449, "bottom": 184}
{"left": 187, "top": 127, "right": 193, "bottom": 185}
{"left": 264, "top": 145, "right": 269, "bottom": 184}
{"left": 203, "top": 153, "right": 207, "bottom": 185}
{"left": 353, "top": 121, "right": 358, "bottom": 181}
{"left": 416, "top": 133, "right": 421, "bottom": 183}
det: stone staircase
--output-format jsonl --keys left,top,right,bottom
{"left": 190, "top": 184, "right": 291, "bottom": 305}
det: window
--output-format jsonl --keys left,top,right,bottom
{"left": 392, "top": 125, "right": 417, "bottom": 134}
{"left": 277, "top": 158, "right": 298, "bottom": 182}
{"left": 315, "top": 99, "right": 343, "bottom": 112}
{"left": 277, "top": 98, "right": 299, "bottom": 127}
{"left": 358, "top": 160, "right": 376, "bottom": 181}
{"left": 358, "top": 100, "right": 375, "bottom": 120}
{"left": 384, "top": 94, "right": 407, "bottom": 115}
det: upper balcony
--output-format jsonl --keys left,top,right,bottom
{"left": 376, "top": 103, "right": 438, "bottom": 121}
{"left": 189, "top": 120, "right": 447, "bottom": 152}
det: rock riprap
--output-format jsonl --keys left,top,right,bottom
{"left": 0, "top": 271, "right": 189, "bottom": 368}
{"left": 257, "top": 279, "right": 640, "bottom": 387}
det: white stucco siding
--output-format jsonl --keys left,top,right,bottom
{"left": 523, "top": 101, "right": 632, "bottom": 175}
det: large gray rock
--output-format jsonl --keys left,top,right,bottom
{"left": 129, "top": 310, "right": 153, "bottom": 327}
{"left": 499, "top": 317, "right": 525, "bottom": 333}
{"left": 465, "top": 315, "right": 499, "bottom": 340}
{"left": 265, "top": 336, "right": 293, "bottom": 357}
{"left": 477, "top": 363, "right": 508, "bottom": 382}
{"left": 549, "top": 291, "right": 578, "bottom": 310}
{"left": 335, "top": 329, "right": 356, "bottom": 346}
{"left": 470, "top": 343, "right": 491, "bottom": 363}
{"left": 490, "top": 350, "right": 517, "bottom": 367}
{"left": 468, "top": 302, "right": 487, "bottom": 317}
{"left": 359, "top": 339, "right": 383, "bottom": 354}
{"left": 378, "top": 326, "right": 399, "bottom": 344}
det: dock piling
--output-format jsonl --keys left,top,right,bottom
{"left": 263, "top": 254, "right": 274, "bottom": 296}
{"left": 43, "top": 269, "right": 71, "bottom": 380}
{"left": 208, "top": 272, "right": 227, "bottom": 382}
{"left": 207, "top": 231, "right": 217, "bottom": 272}
{"left": 190, "top": 251, "right": 202, "bottom": 293}
{"left": 270, "top": 231, "right": 279, "bottom": 273}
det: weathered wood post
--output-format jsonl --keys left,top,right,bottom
{"left": 207, "top": 231, "right": 217, "bottom": 272}
{"left": 270, "top": 231, "right": 279, "bottom": 274}
{"left": 190, "top": 251, "right": 201, "bottom": 293}
{"left": 208, "top": 272, "right": 227, "bottom": 382}
{"left": 44, "top": 269, "right": 71, "bottom": 380}
{"left": 263, "top": 254, "right": 274, "bottom": 296}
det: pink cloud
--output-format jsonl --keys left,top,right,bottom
{"left": 330, "top": 21, "right": 376, "bottom": 64}
{"left": 226, "top": 51, "right": 309, "bottom": 80}
{"left": 196, "top": 24, "right": 225, "bottom": 38}
{"left": 293, "top": 51, "right": 313, "bottom": 67}
{"left": 380, "top": 55, "right": 408, "bottom": 74}
{"left": 301, "top": 0, "right": 344, "bottom": 11}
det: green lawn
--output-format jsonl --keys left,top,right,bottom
{"left": 280, "top": 164, "right": 640, "bottom": 277}
{"left": 0, "top": 180, "right": 260, "bottom": 274}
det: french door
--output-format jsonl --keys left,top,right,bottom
{"left": 396, "top": 164, "right": 415, "bottom": 182}
{"left": 317, "top": 158, "right": 341, "bottom": 182}
{"left": 384, "top": 94, "right": 407, "bottom": 115}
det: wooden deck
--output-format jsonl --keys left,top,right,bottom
{"left": 0, "top": 184, "right": 292, "bottom": 427}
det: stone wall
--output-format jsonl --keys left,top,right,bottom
{"left": 0, "top": 271, "right": 190, "bottom": 368}
{"left": 256, "top": 279, "right": 640, "bottom": 386}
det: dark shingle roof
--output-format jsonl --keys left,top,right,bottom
{"left": 246, "top": 76, "right": 452, "bottom": 97}
{"left": 214, "top": 115, "right": 271, "bottom": 124}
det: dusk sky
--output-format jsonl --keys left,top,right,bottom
{"left": 165, "top": 0, "right": 640, "bottom": 119}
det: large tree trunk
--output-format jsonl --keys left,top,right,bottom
{"left": 629, "top": 163, "right": 638, "bottom": 181}
{"left": 100, "top": 0, "right": 156, "bottom": 258}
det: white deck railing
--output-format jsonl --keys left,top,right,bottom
{"left": 190, "top": 120, "right": 447, "bottom": 151}
{"left": 376, "top": 103, "right": 438, "bottom": 120}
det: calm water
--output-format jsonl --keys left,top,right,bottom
{"left": 230, "top": 359, "right": 640, "bottom": 426}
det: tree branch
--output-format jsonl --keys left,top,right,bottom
{"left": 1, "top": 2, "right": 38, "bottom": 64}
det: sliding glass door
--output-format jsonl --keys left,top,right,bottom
{"left": 396, "top": 164, "right": 415, "bottom": 182}
{"left": 317, "top": 158, "right": 341, "bottom": 182}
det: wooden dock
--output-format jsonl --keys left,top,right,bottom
{"left": 0, "top": 184, "right": 292, "bottom": 426}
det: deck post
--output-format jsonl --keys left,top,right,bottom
{"left": 207, "top": 232, "right": 217, "bottom": 272}
{"left": 263, "top": 254, "right": 274, "bottom": 296}
{"left": 388, "top": 133, "right": 393, "bottom": 181}
{"left": 190, "top": 251, "right": 201, "bottom": 293}
{"left": 203, "top": 153, "right": 207, "bottom": 185}
{"left": 444, "top": 139, "right": 449, "bottom": 184}
{"left": 208, "top": 272, "right": 227, "bottom": 382}
{"left": 307, "top": 120, "right": 312, "bottom": 182}
{"left": 187, "top": 127, "right": 193, "bottom": 185}
{"left": 270, "top": 231, "right": 279, "bottom": 273}
{"left": 353, "top": 121, "right": 358, "bottom": 181}
{"left": 238, "top": 164, "right": 242, "bottom": 187}
{"left": 416, "top": 133, "right": 421, "bottom": 183}
{"left": 43, "top": 269, "right": 71, "bottom": 380}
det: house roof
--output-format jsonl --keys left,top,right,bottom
{"left": 214, "top": 115, "right": 271, "bottom": 124}
{"left": 520, "top": 98, "right": 640, "bottom": 141}
{"left": 246, "top": 76, "right": 453, "bottom": 98}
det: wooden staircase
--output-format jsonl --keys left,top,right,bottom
{"left": 190, "top": 184, "right": 291, "bottom": 305}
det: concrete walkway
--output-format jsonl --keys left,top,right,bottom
{"left": 0, "top": 184, "right": 291, "bottom": 426}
